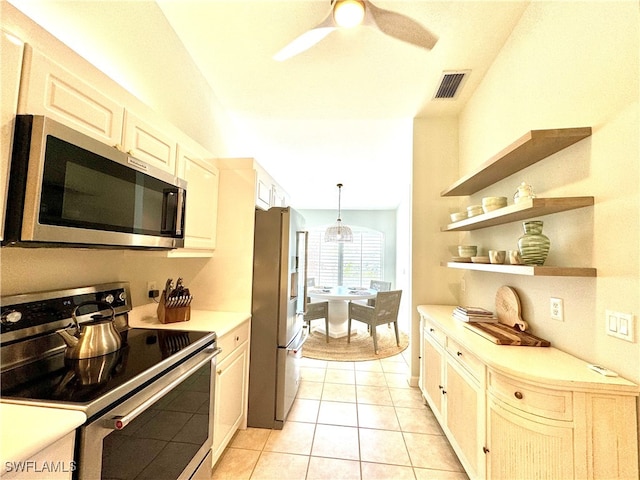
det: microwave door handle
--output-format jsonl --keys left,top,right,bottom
{"left": 175, "top": 188, "right": 185, "bottom": 236}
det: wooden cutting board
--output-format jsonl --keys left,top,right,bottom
{"left": 464, "top": 322, "right": 550, "bottom": 346}
{"left": 495, "top": 286, "right": 529, "bottom": 331}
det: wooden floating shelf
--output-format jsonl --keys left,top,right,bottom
{"left": 441, "top": 127, "right": 592, "bottom": 197}
{"left": 442, "top": 197, "right": 594, "bottom": 232}
{"left": 441, "top": 262, "right": 597, "bottom": 277}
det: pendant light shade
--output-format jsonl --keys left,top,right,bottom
{"left": 325, "top": 183, "right": 353, "bottom": 243}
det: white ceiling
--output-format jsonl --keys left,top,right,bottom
{"left": 9, "top": 0, "right": 531, "bottom": 210}
{"left": 156, "top": 0, "right": 530, "bottom": 209}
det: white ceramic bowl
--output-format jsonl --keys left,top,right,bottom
{"left": 458, "top": 245, "right": 478, "bottom": 257}
{"left": 450, "top": 212, "right": 467, "bottom": 223}
{"left": 466, "top": 205, "right": 484, "bottom": 217}
{"left": 481, "top": 196, "right": 507, "bottom": 213}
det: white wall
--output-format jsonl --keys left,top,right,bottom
{"left": 457, "top": 0, "right": 639, "bottom": 386}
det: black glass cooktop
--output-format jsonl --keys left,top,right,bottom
{"left": 1, "top": 328, "right": 212, "bottom": 406}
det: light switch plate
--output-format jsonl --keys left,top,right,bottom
{"left": 606, "top": 310, "right": 635, "bottom": 342}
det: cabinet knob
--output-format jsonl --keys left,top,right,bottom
{"left": 514, "top": 391, "right": 523, "bottom": 400}
{"left": 236, "top": 335, "right": 240, "bottom": 342}
{"left": 442, "top": 390, "right": 447, "bottom": 395}
{"left": 438, "top": 385, "right": 444, "bottom": 390}
{"left": 429, "top": 328, "right": 435, "bottom": 332}
{"left": 457, "top": 351, "right": 463, "bottom": 357}
{"left": 483, "top": 446, "right": 490, "bottom": 454}
{"left": 217, "top": 369, "right": 222, "bottom": 375}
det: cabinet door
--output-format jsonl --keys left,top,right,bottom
{"left": 122, "top": 110, "right": 176, "bottom": 173}
{"left": 1, "top": 29, "right": 24, "bottom": 241}
{"left": 178, "top": 145, "right": 219, "bottom": 250}
{"left": 421, "top": 330, "right": 444, "bottom": 419}
{"left": 212, "top": 342, "right": 248, "bottom": 464}
{"left": 19, "top": 45, "right": 124, "bottom": 145}
{"left": 446, "top": 359, "right": 485, "bottom": 479}
{"left": 487, "top": 397, "right": 574, "bottom": 479}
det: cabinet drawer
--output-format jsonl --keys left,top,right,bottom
{"left": 423, "top": 318, "right": 447, "bottom": 347}
{"left": 217, "top": 321, "right": 250, "bottom": 363}
{"left": 489, "top": 372, "right": 573, "bottom": 421}
{"left": 447, "top": 338, "right": 485, "bottom": 382}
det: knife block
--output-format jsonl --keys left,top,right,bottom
{"left": 157, "top": 291, "right": 191, "bottom": 324}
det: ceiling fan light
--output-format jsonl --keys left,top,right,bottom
{"left": 334, "top": 0, "right": 365, "bottom": 28}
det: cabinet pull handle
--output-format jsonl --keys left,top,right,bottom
{"left": 483, "top": 446, "right": 490, "bottom": 454}
{"left": 514, "top": 391, "right": 523, "bottom": 400}
{"left": 457, "top": 351, "right": 463, "bottom": 356}
{"left": 236, "top": 335, "right": 240, "bottom": 342}
{"left": 438, "top": 385, "right": 444, "bottom": 390}
{"left": 442, "top": 390, "right": 447, "bottom": 395}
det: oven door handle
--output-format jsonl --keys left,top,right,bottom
{"left": 105, "top": 346, "right": 220, "bottom": 430}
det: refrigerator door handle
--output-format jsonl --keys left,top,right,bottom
{"left": 288, "top": 327, "right": 309, "bottom": 355}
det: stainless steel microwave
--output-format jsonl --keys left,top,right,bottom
{"left": 3, "top": 115, "right": 186, "bottom": 249}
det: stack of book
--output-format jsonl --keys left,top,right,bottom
{"left": 453, "top": 306, "right": 498, "bottom": 323}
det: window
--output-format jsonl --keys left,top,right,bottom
{"left": 307, "top": 226, "right": 384, "bottom": 287}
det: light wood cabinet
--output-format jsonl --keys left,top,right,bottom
{"left": 1, "top": 29, "right": 24, "bottom": 241}
{"left": 440, "top": 127, "right": 595, "bottom": 277}
{"left": 418, "top": 305, "right": 639, "bottom": 480}
{"left": 18, "top": 45, "right": 124, "bottom": 146}
{"left": 176, "top": 144, "right": 219, "bottom": 251}
{"left": 420, "top": 316, "right": 486, "bottom": 479}
{"left": 487, "top": 396, "right": 574, "bottom": 479}
{"left": 211, "top": 321, "right": 250, "bottom": 467}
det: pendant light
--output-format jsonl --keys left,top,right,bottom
{"left": 325, "top": 183, "right": 353, "bottom": 243}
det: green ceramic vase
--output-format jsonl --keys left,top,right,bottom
{"left": 517, "top": 220, "right": 550, "bottom": 266}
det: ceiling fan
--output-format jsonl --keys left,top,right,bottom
{"left": 273, "top": 0, "right": 438, "bottom": 61}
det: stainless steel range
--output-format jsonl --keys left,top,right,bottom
{"left": 0, "top": 282, "right": 219, "bottom": 480}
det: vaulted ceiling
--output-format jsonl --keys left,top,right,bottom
{"left": 8, "top": 0, "right": 531, "bottom": 209}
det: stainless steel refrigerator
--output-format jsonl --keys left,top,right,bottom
{"left": 248, "top": 206, "right": 308, "bottom": 429}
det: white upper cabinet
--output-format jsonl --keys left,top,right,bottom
{"left": 18, "top": 45, "right": 124, "bottom": 146}
{"left": 176, "top": 143, "right": 219, "bottom": 251}
{"left": 122, "top": 110, "right": 177, "bottom": 174}
{"left": 1, "top": 29, "right": 24, "bottom": 242}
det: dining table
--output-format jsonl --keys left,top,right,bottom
{"left": 307, "top": 285, "right": 377, "bottom": 338}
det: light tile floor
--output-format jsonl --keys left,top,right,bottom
{"left": 211, "top": 351, "right": 469, "bottom": 480}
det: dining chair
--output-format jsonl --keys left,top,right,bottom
{"left": 304, "top": 301, "right": 330, "bottom": 343}
{"left": 368, "top": 280, "right": 392, "bottom": 306}
{"left": 347, "top": 290, "right": 402, "bottom": 354}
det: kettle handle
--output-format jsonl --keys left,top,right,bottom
{"left": 71, "top": 301, "right": 116, "bottom": 330}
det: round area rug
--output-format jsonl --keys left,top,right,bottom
{"left": 303, "top": 327, "right": 409, "bottom": 361}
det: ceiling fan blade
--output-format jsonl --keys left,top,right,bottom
{"left": 366, "top": 0, "right": 438, "bottom": 51}
{"left": 273, "top": 9, "right": 337, "bottom": 61}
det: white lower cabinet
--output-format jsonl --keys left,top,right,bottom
{"left": 211, "top": 321, "right": 250, "bottom": 467}
{"left": 3, "top": 431, "right": 76, "bottom": 480}
{"left": 418, "top": 305, "right": 639, "bottom": 480}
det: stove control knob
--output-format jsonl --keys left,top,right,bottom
{"left": 103, "top": 294, "right": 115, "bottom": 304}
{"left": 118, "top": 291, "right": 127, "bottom": 302}
{"left": 1, "top": 310, "right": 23, "bottom": 325}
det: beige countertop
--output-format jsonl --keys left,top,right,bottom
{"left": 418, "top": 304, "right": 639, "bottom": 394}
{"left": 0, "top": 403, "right": 85, "bottom": 468}
{"left": 128, "top": 303, "right": 251, "bottom": 337}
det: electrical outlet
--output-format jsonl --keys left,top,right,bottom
{"left": 147, "top": 281, "right": 157, "bottom": 298}
{"left": 550, "top": 297, "right": 564, "bottom": 321}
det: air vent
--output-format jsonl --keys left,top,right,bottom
{"left": 433, "top": 70, "right": 470, "bottom": 99}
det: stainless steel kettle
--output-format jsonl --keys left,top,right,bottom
{"left": 57, "top": 301, "right": 122, "bottom": 359}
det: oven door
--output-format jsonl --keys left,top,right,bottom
{"left": 77, "top": 346, "right": 218, "bottom": 480}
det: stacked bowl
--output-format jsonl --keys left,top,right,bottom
{"left": 466, "top": 204, "right": 484, "bottom": 218}
{"left": 482, "top": 196, "right": 508, "bottom": 213}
